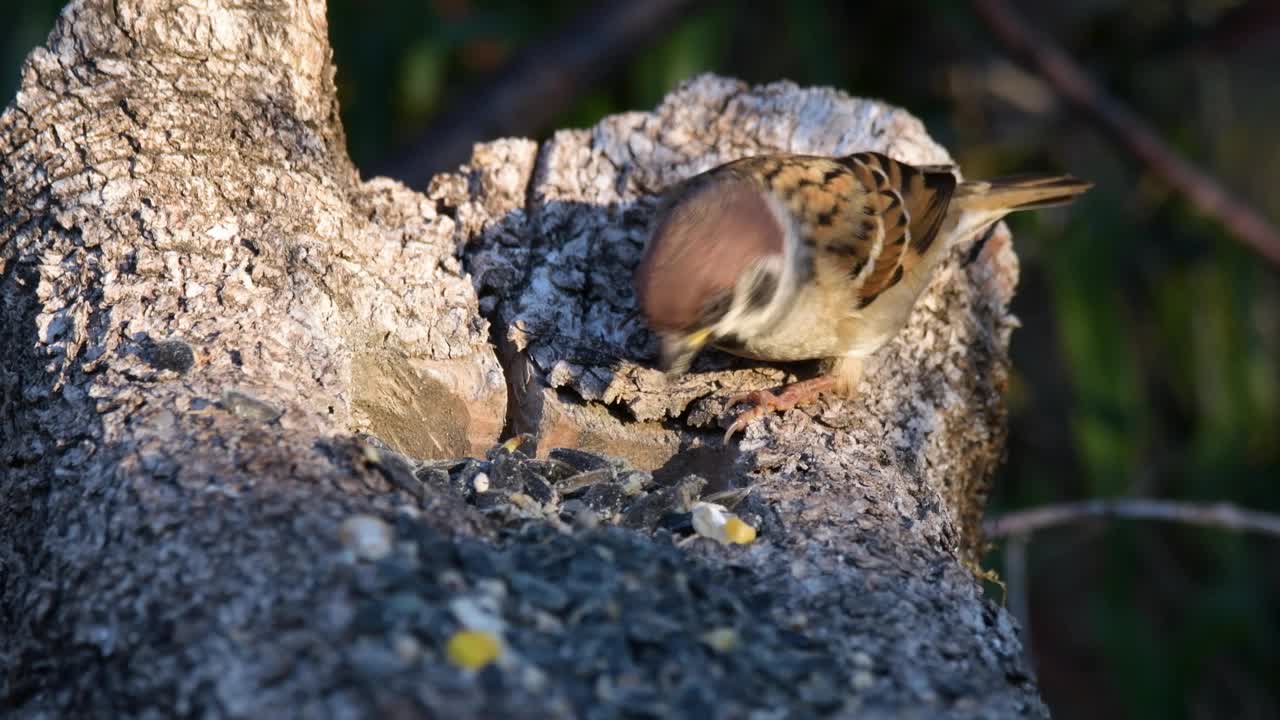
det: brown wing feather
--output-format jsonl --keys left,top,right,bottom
{"left": 840, "top": 152, "right": 957, "bottom": 308}
{"left": 840, "top": 153, "right": 910, "bottom": 304}
{"left": 719, "top": 153, "right": 957, "bottom": 311}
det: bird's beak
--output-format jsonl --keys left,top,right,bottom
{"left": 659, "top": 328, "right": 713, "bottom": 377}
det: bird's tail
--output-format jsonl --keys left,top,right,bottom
{"left": 953, "top": 174, "right": 1093, "bottom": 214}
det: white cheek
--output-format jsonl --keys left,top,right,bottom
{"left": 712, "top": 192, "right": 802, "bottom": 336}
{"left": 715, "top": 255, "right": 787, "bottom": 336}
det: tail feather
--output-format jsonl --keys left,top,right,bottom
{"left": 954, "top": 174, "right": 1093, "bottom": 213}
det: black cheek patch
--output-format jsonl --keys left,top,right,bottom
{"left": 746, "top": 271, "right": 779, "bottom": 311}
{"left": 716, "top": 333, "right": 747, "bottom": 352}
{"left": 700, "top": 291, "right": 733, "bottom": 326}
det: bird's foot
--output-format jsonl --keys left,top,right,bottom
{"left": 723, "top": 375, "right": 837, "bottom": 442}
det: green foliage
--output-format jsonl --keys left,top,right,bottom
{"left": 1046, "top": 208, "right": 1145, "bottom": 494}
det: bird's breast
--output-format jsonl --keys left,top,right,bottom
{"left": 712, "top": 284, "right": 888, "bottom": 362}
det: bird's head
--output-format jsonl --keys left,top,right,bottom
{"left": 633, "top": 175, "right": 789, "bottom": 376}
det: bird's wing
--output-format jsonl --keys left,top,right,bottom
{"left": 835, "top": 152, "right": 957, "bottom": 309}
{"left": 728, "top": 153, "right": 957, "bottom": 311}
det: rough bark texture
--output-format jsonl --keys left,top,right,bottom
{"left": 0, "top": 1, "right": 1043, "bottom": 718}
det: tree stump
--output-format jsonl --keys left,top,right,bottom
{"left": 0, "top": 1, "right": 1043, "bottom": 717}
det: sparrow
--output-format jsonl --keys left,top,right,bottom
{"left": 633, "top": 151, "right": 1091, "bottom": 440}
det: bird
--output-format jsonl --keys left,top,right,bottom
{"left": 632, "top": 150, "right": 1091, "bottom": 440}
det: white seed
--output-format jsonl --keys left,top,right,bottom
{"left": 339, "top": 514, "right": 394, "bottom": 561}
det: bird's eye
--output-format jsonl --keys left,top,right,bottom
{"left": 745, "top": 268, "right": 779, "bottom": 311}
{"left": 699, "top": 291, "right": 732, "bottom": 326}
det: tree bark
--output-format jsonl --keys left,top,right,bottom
{"left": 1, "top": 1, "right": 1044, "bottom": 718}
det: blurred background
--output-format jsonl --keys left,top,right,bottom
{"left": 5, "top": 1, "right": 1278, "bottom": 717}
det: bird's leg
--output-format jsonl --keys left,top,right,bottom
{"left": 722, "top": 375, "right": 836, "bottom": 441}
{"left": 722, "top": 357, "right": 864, "bottom": 441}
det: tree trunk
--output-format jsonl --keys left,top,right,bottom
{"left": 0, "top": 1, "right": 1045, "bottom": 717}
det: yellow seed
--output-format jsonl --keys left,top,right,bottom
{"left": 724, "top": 517, "right": 757, "bottom": 544}
{"left": 500, "top": 434, "right": 529, "bottom": 453}
{"left": 446, "top": 630, "right": 501, "bottom": 670}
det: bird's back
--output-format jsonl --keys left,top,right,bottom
{"left": 709, "top": 153, "right": 960, "bottom": 361}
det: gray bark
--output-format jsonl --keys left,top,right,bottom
{"left": 0, "top": 1, "right": 1044, "bottom": 718}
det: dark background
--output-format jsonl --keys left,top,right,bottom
{"left": 5, "top": 1, "right": 1278, "bottom": 718}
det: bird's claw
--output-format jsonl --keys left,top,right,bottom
{"left": 722, "top": 389, "right": 787, "bottom": 442}
{"left": 721, "top": 375, "right": 840, "bottom": 443}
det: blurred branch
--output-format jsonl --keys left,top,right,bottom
{"left": 985, "top": 499, "right": 1280, "bottom": 539}
{"left": 371, "top": 0, "right": 707, "bottom": 188}
{"left": 969, "top": 0, "right": 1280, "bottom": 268}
